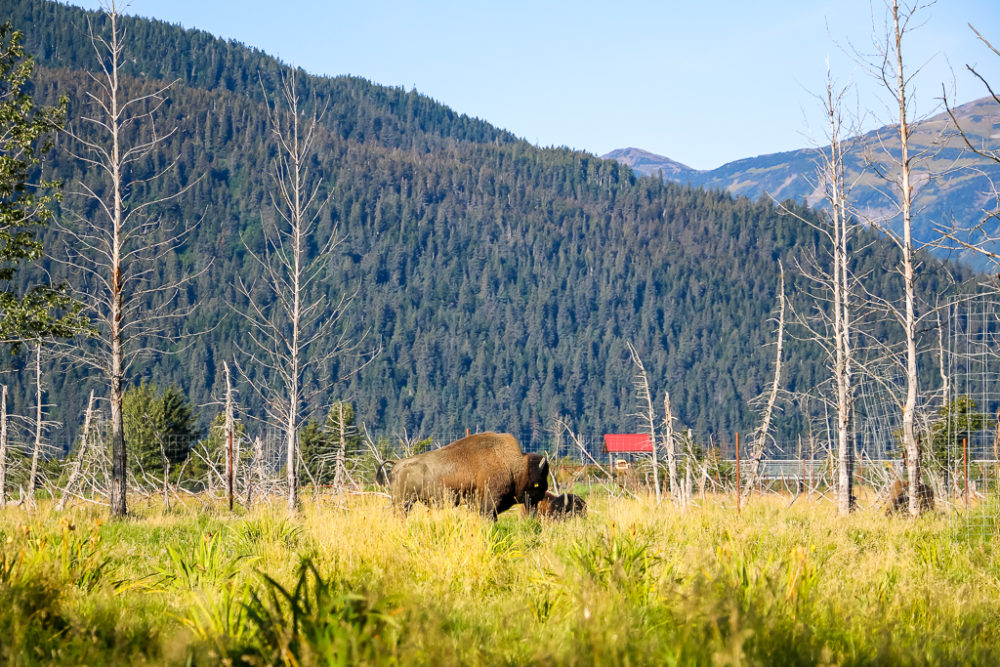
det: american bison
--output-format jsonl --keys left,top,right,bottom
{"left": 885, "top": 479, "right": 935, "bottom": 515}
{"left": 387, "top": 432, "right": 549, "bottom": 518}
{"left": 523, "top": 491, "right": 587, "bottom": 519}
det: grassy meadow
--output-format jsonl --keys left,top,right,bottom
{"left": 1, "top": 491, "right": 999, "bottom": 665}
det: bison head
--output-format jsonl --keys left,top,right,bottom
{"left": 519, "top": 454, "right": 549, "bottom": 513}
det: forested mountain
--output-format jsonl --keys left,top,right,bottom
{"left": 605, "top": 97, "right": 1000, "bottom": 266}
{"left": 1, "top": 0, "right": 975, "bottom": 451}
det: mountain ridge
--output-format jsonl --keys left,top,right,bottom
{"left": 1, "top": 0, "right": 975, "bottom": 450}
{"left": 603, "top": 97, "right": 1000, "bottom": 258}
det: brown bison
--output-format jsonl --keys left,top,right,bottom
{"left": 387, "top": 432, "right": 549, "bottom": 518}
{"left": 523, "top": 491, "right": 587, "bottom": 519}
{"left": 885, "top": 479, "right": 935, "bottom": 515}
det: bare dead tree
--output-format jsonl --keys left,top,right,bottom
{"left": 626, "top": 341, "right": 662, "bottom": 502}
{"left": 26, "top": 341, "right": 43, "bottom": 507}
{"left": 331, "top": 400, "right": 351, "bottom": 492}
{"left": 393, "top": 430, "right": 417, "bottom": 458}
{"left": 777, "top": 63, "right": 867, "bottom": 515}
{"left": 681, "top": 430, "right": 711, "bottom": 501}
{"left": 55, "top": 389, "right": 95, "bottom": 511}
{"left": 938, "top": 25, "right": 1000, "bottom": 263}
{"left": 224, "top": 361, "right": 235, "bottom": 508}
{"left": 0, "top": 385, "right": 7, "bottom": 508}
{"left": 238, "top": 71, "right": 334, "bottom": 511}
{"left": 55, "top": 1, "right": 200, "bottom": 517}
{"left": 823, "top": 75, "right": 860, "bottom": 516}
{"left": 826, "top": 0, "right": 960, "bottom": 514}
{"left": 360, "top": 423, "right": 388, "bottom": 485}
{"left": 236, "top": 70, "right": 374, "bottom": 512}
{"left": 247, "top": 435, "right": 264, "bottom": 504}
{"left": 662, "top": 391, "right": 678, "bottom": 500}
{"left": 819, "top": 70, "right": 859, "bottom": 515}
{"left": 745, "top": 262, "right": 786, "bottom": 499}
{"left": 855, "top": 0, "right": 955, "bottom": 515}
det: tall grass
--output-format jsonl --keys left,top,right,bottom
{"left": 0, "top": 493, "right": 998, "bottom": 665}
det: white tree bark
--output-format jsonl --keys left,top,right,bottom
{"left": 56, "top": 389, "right": 96, "bottom": 512}
{"left": 224, "top": 361, "right": 235, "bottom": 508}
{"left": 746, "top": 263, "right": 785, "bottom": 498}
{"left": 333, "top": 401, "right": 348, "bottom": 491}
{"left": 0, "top": 385, "right": 7, "bottom": 509}
{"left": 849, "top": 0, "right": 945, "bottom": 516}
{"left": 889, "top": 0, "right": 923, "bottom": 516}
{"left": 627, "top": 341, "right": 661, "bottom": 502}
{"left": 237, "top": 71, "right": 373, "bottom": 512}
{"left": 662, "top": 391, "right": 678, "bottom": 500}
{"left": 824, "top": 73, "right": 856, "bottom": 516}
{"left": 57, "top": 1, "right": 196, "bottom": 517}
{"left": 27, "top": 341, "right": 43, "bottom": 508}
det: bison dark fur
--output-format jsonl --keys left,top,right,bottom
{"left": 388, "top": 432, "right": 549, "bottom": 518}
{"left": 523, "top": 491, "right": 587, "bottom": 519}
{"left": 885, "top": 479, "right": 934, "bottom": 515}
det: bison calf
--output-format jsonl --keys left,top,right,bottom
{"left": 885, "top": 479, "right": 934, "bottom": 515}
{"left": 523, "top": 491, "right": 587, "bottom": 519}
{"left": 388, "top": 432, "right": 549, "bottom": 519}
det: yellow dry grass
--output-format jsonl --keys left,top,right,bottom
{"left": 1, "top": 491, "right": 998, "bottom": 665}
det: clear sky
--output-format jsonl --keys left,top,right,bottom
{"left": 65, "top": 1, "right": 1000, "bottom": 171}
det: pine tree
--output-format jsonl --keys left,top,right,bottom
{"left": 123, "top": 382, "right": 201, "bottom": 477}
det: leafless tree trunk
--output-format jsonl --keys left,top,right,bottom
{"left": 860, "top": 0, "right": 926, "bottom": 516}
{"left": 892, "top": 1, "right": 922, "bottom": 517}
{"left": 248, "top": 435, "right": 266, "bottom": 505}
{"left": 223, "top": 361, "right": 235, "bottom": 507}
{"left": 842, "top": 0, "right": 955, "bottom": 515}
{"left": 821, "top": 73, "right": 858, "bottom": 517}
{"left": 238, "top": 70, "right": 373, "bottom": 512}
{"left": 0, "top": 385, "right": 7, "bottom": 509}
{"left": 778, "top": 64, "right": 863, "bottom": 514}
{"left": 662, "top": 391, "right": 678, "bottom": 500}
{"left": 626, "top": 341, "right": 662, "bottom": 502}
{"left": 56, "top": 389, "right": 95, "bottom": 511}
{"left": 333, "top": 401, "right": 347, "bottom": 491}
{"left": 26, "top": 341, "right": 43, "bottom": 508}
{"left": 156, "top": 429, "right": 170, "bottom": 510}
{"left": 57, "top": 2, "right": 197, "bottom": 518}
{"left": 746, "top": 263, "right": 785, "bottom": 497}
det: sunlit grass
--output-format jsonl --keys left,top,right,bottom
{"left": 0, "top": 492, "right": 998, "bottom": 665}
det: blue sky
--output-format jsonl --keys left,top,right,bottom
{"left": 67, "top": 1, "right": 1000, "bottom": 170}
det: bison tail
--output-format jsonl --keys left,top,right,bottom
{"left": 375, "top": 460, "right": 395, "bottom": 486}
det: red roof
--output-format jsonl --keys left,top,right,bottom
{"left": 604, "top": 434, "right": 653, "bottom": 453}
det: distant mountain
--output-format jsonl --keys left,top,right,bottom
{"left": 601, "top": 147, "right": 698, "bottom": 181}
{"left": 604, "top": 97, "right": 1000, "bottom": 262}
{"left": 1, "top": 0, "right": 975, "bottom": 450}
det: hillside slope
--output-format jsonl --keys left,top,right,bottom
{"left": 2, "top": 0, "right": 972, "bottom": 449}
{"left": 605, "top": 97, "right": 1000, "bottom": 262}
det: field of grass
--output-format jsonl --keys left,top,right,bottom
{"left": 1, "top": 491, "right": 999, "bottom": 665}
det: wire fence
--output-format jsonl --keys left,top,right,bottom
{"left": 3, "top": 297, "right": 1000, "bottom": 524}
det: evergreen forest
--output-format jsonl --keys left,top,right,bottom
{"left": 0, "top": 0, "right": 979, "bottom": 452}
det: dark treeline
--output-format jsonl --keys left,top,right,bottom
{"left": 0, "top": 0, "right": 976, "bottom": 451}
